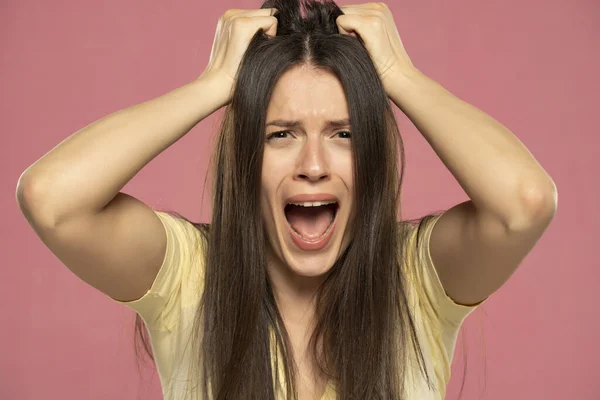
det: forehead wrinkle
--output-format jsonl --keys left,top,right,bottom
{"left": 266, "top": 68, "right": 350, "bottom": 130}
{"left": 267, "top": 93, "right": 349, "bottom": 129}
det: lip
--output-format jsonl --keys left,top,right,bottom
{"left": 283, "top": 193, "right": 339, "bottom": 206}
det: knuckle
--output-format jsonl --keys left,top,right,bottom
{"left": 232, "top": 16, "right": 251, "bottom": 26}
{"left": 222, "top": 8, "right": 240, "bottom": 20}
{"left": 367, "top": 15, "right": 382, "bottom": 26}
{"left": 229, "top": 16, "right": 252, "bottom": 34}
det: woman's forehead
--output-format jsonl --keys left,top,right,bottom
{"left": 266, "top": 66, "right": 349, "bottom": 124}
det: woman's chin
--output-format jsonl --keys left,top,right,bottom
{"left": 282, "top": 249, "right": 338, "bottom": 278}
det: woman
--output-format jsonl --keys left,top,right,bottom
{"left": 16, "top": 0, "right": 557, "bottom": 399}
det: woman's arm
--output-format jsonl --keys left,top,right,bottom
{"left": 15, "top": 7, "right": 278, "bottom": 303}
{"left": 336, "top": 2, "right": 557, "bottom": 305}
{"left": 388, "top": 69, "right": 556, "bottom": 227}
{"left": 16, "top": 75, "right": 228, "bottom": 226}
{"left": 389, "top": 68, "right": 557, "bottom": 306}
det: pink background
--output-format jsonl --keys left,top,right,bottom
{"left": 2, "top": 0, "right": 597, "bottom": 398}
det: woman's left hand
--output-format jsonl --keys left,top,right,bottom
{"left": 336, "top": 2, "right": 418, "bottom": 91}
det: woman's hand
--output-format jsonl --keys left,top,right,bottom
{"left": 200, "top": 7, "right": 278, "bottom": 104}
{"left": 336, "top": 2, "right": 418, "bottom": 93}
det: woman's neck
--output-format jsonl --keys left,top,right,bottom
{"left": 266, "top": 254, "right": 325, "bottom": 330}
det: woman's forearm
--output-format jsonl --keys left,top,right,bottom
{"left": 388, "top": 69, "right": 557, "bottom": 228}
{"left": 17, "top": 74, "right": 228, "bottom": 224}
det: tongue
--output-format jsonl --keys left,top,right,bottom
{"left": 286, "top": 205, "right": 335, "bottom": 240}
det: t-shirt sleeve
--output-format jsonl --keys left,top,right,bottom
{"left": 404, "top": 213, "right": 489, "bottom": 389}
{"left": 109, "top": 210, "right": 205, "bottom": 332}
{"left": 406, "top": 213, "right": 487, "bottom": 328}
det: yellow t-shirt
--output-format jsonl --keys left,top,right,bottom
{"left": 110, "top": 211, "right": 485, "bottom": 399}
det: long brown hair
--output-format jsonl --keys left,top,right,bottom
{"left": 135, "top": 0, "right": 436, "bottom": 398}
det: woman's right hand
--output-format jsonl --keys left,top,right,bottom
{"left": 199, "top": 8, "right": 278, "bottom": 104}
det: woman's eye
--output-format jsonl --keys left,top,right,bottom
{"left": 266, "top": 130, "right": 351, "bottom": 141}
{"left": 266, "top": 130, "right": 290, "bottom": 140}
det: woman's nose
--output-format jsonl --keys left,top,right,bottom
{"left": 294, "top": 139, "right": 330, "bottom": 182}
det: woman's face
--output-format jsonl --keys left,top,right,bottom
{"left": 261, "top": 64, "right": 354, "bottom": 278}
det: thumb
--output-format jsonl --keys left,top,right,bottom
{"left": 262, "top": 10, "right": 279, "bottom": 37}
{"left": 336, "top": 15, "right": 357, "bottom": 37}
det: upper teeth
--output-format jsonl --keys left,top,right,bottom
{"left": 289, "top": 201, "right": 336, "bottom": 207}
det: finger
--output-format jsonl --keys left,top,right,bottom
{"left": 339, "top": 7, "right": 381, "bottom": 16}
{"left": 224, "top": 8, "right": 278, "bottom": 19}
{"left": 336, "top": 14, "right": 366, "bottom": 36}
{"left": 255, "top": 15, "right": 278, "bottom": 37}
{"left": 337, "top": 9, "right": 395, "bottom": 38}
{"left": 337, "top": 24, "right": 357, "bottom": 38}
{"left": 243, "top": 7, "right": 278, "bottom": 17}
{"left": 232, "top": 15, "right": 278, "bottom": 38}
{"left": 341, "top": 2, "right": 387, "bottom": 11}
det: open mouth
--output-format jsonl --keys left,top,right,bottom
{"left": 284, "top": 201, "right": 339, "bottom": 242}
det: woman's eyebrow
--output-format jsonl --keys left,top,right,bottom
{"left": 265, "top": 118, "right": 351, "bottom": 128}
